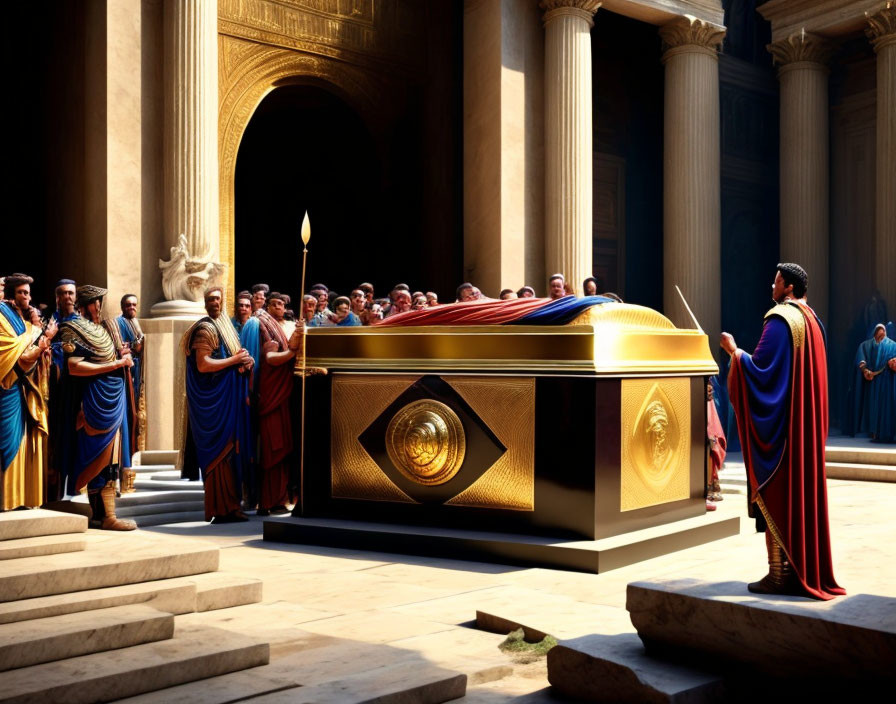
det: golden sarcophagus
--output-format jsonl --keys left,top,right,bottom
{"left": 269, "top": 302, "right": 731, "bottom": 571}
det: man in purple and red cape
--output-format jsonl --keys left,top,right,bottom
{"left": 722, "top": 263, "right": 845, "bottom": 600}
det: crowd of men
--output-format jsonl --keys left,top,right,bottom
{"left": 2, "top": 268, "right": 894, "bottom": 530}
{"left": 0, "top": 274, "right": 144, "bottom": 528}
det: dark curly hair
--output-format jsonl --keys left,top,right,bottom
{"left": 776, "top": 262, "right": 808, "bottom": 298}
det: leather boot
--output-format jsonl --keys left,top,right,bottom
{"left": 100, "top": 484, "right": 136, "bottom": 531}
{"left": 748, "top": 531, "right": 799, "bottom": 595}
{"left": 121, "top": 468, "right": 136, "bottom": 494}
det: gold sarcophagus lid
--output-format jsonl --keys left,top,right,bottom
{"left": 284, "top": 301, "right": 723, "bottom": 569}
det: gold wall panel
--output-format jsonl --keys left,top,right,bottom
{"left": 445, "top": 377, "right": 535, "bottom": 511}
{"left": 330, "top": 374, "right": 420, "bottom": 503}
{"left": 620, "top": 378, "right": 691, "bottom": 512}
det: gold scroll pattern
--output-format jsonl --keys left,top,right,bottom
{"left": 621, "top": 378, "right": 690, "bottom": 512}
{"left": 330, "top": 374, "right": 420, "bottom": 503}
{"left": 445, "top": 377, "right": 535, "bottom": 511}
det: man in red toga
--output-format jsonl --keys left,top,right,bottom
{"left": 722, "top": 263, "right": 845, "bottom": 600}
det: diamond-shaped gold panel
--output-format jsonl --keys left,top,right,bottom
{"left": 445, "top": 377, "right": 535, "bottom": 511}
{"left": 621, "top": 378, "right": 690, "bottom": 511}
{"left": 331, "top": 374, "right": 420, "bottom": 503}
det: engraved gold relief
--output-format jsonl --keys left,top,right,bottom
{"left": 330, "top": 375, "right": 420, "bottom": 503}
{"left": 621, "top": 378, "right": 690, "bottom": 512}
{"left": 445, "top": 377, "right": 535, "bottom": 511}
{"left": 385, "top": 400, "right": 465, "bottom": 486}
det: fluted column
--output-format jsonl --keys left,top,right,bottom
{"left": 541, "top": 0, "right": 600, "bottom": 294}
{"left": 768, "top": 33, "right": 833, "bottom": 323}
{"left": 867, "top": 3, "right": 896, "bottom": 313}
{"left": 154, "top": 0, "right": 221, "bottom": 315}
{"left": 660, "top": 17, "right": 725, "bottom": 342}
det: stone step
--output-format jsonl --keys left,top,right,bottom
{"left": 117, "top": 501, "right": 205, "bottom": 518}
{"left": 151, "top": 470, "right": 189, "bottom": 481}
{"left": 826, "top": 462, "right": 896, "bottom": 483}
{"left": 132, "top": 511, "right": 208, "bottom": 527}
{"left": 826, "top": 445, "right": 896, "bottom": 466}
{"left": 0, "top": 604, "right": 174, "bottom": 672}
{"left": 0, "top": 533, "right": 219, "bottom": 602}
{"left": 547, "top": 632, "right": 726, "bottom": 702}
{"left": 134, "top": 449, "right": 181, "bottom": 466}
{"left": 626, "top": 579, "right": 896, "bottom": 684}
{"left": 0, "top": 533, "right": 87, "bottom": 561}
{"left": 0, "top": 625, "right": 269, "bottom": 704}
{"left": 0, "top": 509, "right": 87, "bottom": 541}
{"left": 241, "top": 661, "right": 467, "bottom": 704}
{"left": 118, "top": 490, "right": 205, "bottom": 506}
{"left": 135, "top": 478, "right": 204, "bottom": 492}
{"left": 131, "top": 463, "right": 177, "bottom": 475}
{"left": 0, "top": 572, "right": 262, "bottom": 625}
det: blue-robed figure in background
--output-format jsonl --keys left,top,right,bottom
{"left": 182, "top": 286, "right": 254, "bottom": 523}
{"left": 852, "top": 324, "right": 896, "bottom": 443}
{"left": 56, "top": 285, "right": 136, "bottom": 530}
{"left": 116, "top": 293, "right": 145, "bottom": 491}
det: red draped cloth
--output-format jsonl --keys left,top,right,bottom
{"left": 374, "top": 298, "right": 552, "bottom": 326}
{"left": 729, "top": 302, "right": 845, "bottom": 600}
{"left": 256, "top": 313, "right": 293, "bottom": 510}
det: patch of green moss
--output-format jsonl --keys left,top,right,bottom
{"left": 498, "top": 627, "right": 558, "bottom": 662}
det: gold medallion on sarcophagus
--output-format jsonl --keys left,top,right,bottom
{"left": 386, "top": 400, "right": 466, "bottom": 486}
{"left": 621, "top": 378, "right": 691, "bottom": 511}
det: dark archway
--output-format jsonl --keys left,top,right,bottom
{"left": 235, "top": 84, "right": 412, "bottom": 303}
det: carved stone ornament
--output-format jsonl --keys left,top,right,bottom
{"left": 767, "top": 32, "right": 834, "bottom": 66}
{"left": 540, "top": 0, "right": 602, "bottom": 27}
{"left": 659, "top": 15, "right": 726, "bottom": 53}
{"left": 867, "top": 2, "right": 896, "bottom": 51}
{"left": 158, "top": 234, "right": 225, "bottom": 303}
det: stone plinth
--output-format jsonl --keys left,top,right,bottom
{"left": 141, "top": 316, "right": 199, "bottom": 458}
{"left": 626, "top": 579, "right": 896, "bottom": 682}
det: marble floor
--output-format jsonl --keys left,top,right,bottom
{"left": 141, "top": 457, "right": 896, "bottom": 702}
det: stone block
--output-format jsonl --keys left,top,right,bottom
{"left": 0, "top": 579, "right": 197, "bottom": 625}
{"left": 0, "top": 509, "right": 86, "bottom": 541}
{"left": 626, "top": 579, "right": 896, "bottom": 683}
{"left": 547, "top": 632, "right": 726, "bottom": 703}
{"left": 194, "top": 574, "right": 263, "bottom": 611}
{"left": 0, "top": 534, "right": 219, "bottom": 601}
{"left": 0, "top": 625, "right": 269, "bottom": 704}
{"left": 0, "top": 604, "right": 174, "bottom": 671}
{"left": 247, "top": 662, "right": 467, "bottom": 703}
{"left": 134, "top": 449, "right": 181, "bottom": 466}
{"left": 0, "top": 534, "right": 86, "bottom": 560}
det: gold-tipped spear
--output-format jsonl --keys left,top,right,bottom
{"left": 295, "top": 211, "right": 311, "bottom": 516}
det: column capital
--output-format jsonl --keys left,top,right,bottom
{"left": 767, "top": 32, "right": 834, "bottom": 67}
{"left": 866, "top": 2, "right": 896, "bottom": 52}
{"left": 540, "top": 0, "right": 601, "bottom": 28}
{"left": 659, "top": 16, "right": 725, "bottom": 59}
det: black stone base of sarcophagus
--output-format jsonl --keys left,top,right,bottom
{"left": 262, "top": 512, "right": 741, "bottom": 574}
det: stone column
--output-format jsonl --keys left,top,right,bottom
{"left": 152, "top": 0, "right": 222, "bottom": 317}
{"left": 867, "top": 3, "right": 896, "bottom": 313}
{"left": 541, "top": 0, "right": 600, "bottom": 294}
{"left": 659, "top": 17, "right": 725, "bottom": 342}
{"left": 768, "top": 33, "right": 833, "bottom": 323}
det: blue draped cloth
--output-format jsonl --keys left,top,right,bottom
{"left": 116, "top": 316, "right": 142, "bottom": 397}
{"left": 185, "top": 337, "right": 251, "bottom": 481}
{"left": 239, "top": 316, "right": 261, "bottom": 392}
{"left": 856, "top": 335, "right": 896, "bottom": 443}
{"left": 729, "top": 316, "right": 792, "bottom": 487}
{"left": 76, "top": 374, "right": 131, "bottom": 492}
{"left": 0, "top": 303, "right": 26, "bottom": 474}
{"left": 508, "top": 295, "right": 615, "bottom": 326}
